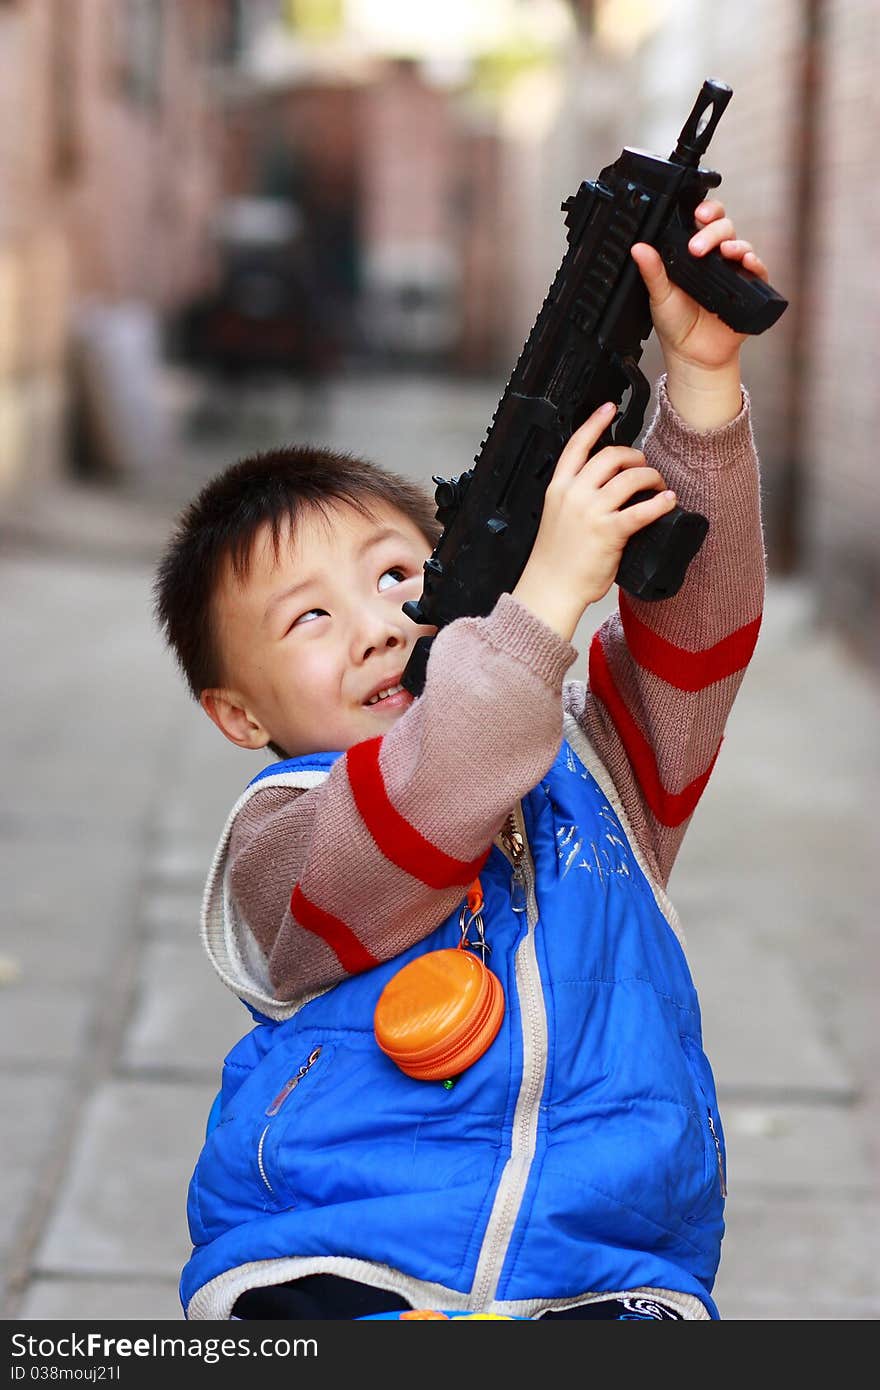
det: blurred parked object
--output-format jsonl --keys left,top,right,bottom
{"left": 173, "top": 195, "right": 336, "bottom": 384}
{"left": 69, "top": 302, "right": 173, "bottom": 485}
{"left": 360, "top": 242, "right": 461, "bottom": 362}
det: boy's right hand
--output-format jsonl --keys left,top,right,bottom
{"left": 511, "top": 401, "right": 677, "bottom": 641}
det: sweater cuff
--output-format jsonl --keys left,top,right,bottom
{"left": 648, "top": 373, "right": 755, "bottom": 472}
{"left": 481, "top": 591, "right": 578, "bottom": 689}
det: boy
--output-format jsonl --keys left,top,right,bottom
{"left": 155, "top": 201, "right": 769, "bottom": 1320}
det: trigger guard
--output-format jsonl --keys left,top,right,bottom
{"left": 610, "top": 355, "right": 651, "bottom": 445}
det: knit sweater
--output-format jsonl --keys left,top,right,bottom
{"left": 220, "top": 377, "right": 764, "bottom": 1009}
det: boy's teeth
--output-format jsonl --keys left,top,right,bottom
{"left": 367, "top": 682, "right": 404, "bottom": 705}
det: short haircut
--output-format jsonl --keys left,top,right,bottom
{"left": 153, "top": 444, "right": 440, "bottom": 701}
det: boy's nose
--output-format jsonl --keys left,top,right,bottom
{"left": 359, "top": 630, "right": 402, "bottom": 661}
{"left": 354, "top": 608, "right": 407, "bottom": 663}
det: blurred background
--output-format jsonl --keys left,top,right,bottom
{"left": 1, "top": 0, "right": 878, "bottom": 1322}
{"left": 3, "top": 0, "right": 878, "bottom": 618}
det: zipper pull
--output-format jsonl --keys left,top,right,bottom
{"left": 509, "top": 865, "right": 527, "bottom": 914}
{"left": 265, "top": 1046, "right": 322, "bottom": 1117}
{"left": 500, "top": 813, "right": 527, "bottom": 913}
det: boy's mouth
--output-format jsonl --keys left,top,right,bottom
{"left": 363, "top": 675, "right": 411, "bottom": 711}
{"left": 364, "top": 680, "right": 405, "bottom": 707}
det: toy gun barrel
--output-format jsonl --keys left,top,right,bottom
{"left": 669, "top": 78, "right": 733, "bottom": 167}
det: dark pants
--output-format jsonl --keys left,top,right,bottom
{"left": 232, "top": 1275, "right": 685, "bottom": 1320}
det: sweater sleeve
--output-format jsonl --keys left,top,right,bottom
{"left": 229, "top": 596, "right": 577, "bottom": 1002}
{"left": 563, "top": 374, "right": 765, "bottom": 888}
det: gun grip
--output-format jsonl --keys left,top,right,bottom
{"left": 616, "top": 499, "right": 709, "bottom": 601}
{"left": 658, "top": 225, "right": 788, "bottom": 335}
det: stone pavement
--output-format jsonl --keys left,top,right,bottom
{"left": 1, "top": 371, "right": 878, "bottom": 1322}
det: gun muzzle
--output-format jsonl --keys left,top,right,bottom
{"left": 670, "top": 78, "right": 732, "bottom": 166}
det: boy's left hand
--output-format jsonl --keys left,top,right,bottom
{"left": 630, "top": 201, "right": 770, "bottom": 373}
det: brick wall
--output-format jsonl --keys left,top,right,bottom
{"left": 455, "top": 114, "right": 505, "bottom": 372}
{"left": 0, "top": 0, "right": 73, "bottom": 490}
{"left": 0, "top": 0, "right": 225, "bottom": 494}
{"left": 356, "top": 62, "right": 463, "bottom": 358}
{"left": 800, "top": 0, "right": 880, "bottom": 662}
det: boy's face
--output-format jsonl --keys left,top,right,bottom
{"left": 202, "top": 499, "right": 435, "bottom": 758}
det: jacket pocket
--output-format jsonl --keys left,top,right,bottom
{"left": 680, "top": 1035, "right": 727, "bottom": 1206}
{"left": 190, "top": 1037, "right": 334, "bottom": 1241}
{"left": 254, "top": 1041, "right": 332, "bottom": 1205}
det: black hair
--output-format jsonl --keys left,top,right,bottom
{"left": 153, "top": 444, "right": 439, "bottom": 706}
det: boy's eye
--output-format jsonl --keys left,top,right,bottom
{"left": 378, "top": 568, "right": 406, "bottom": 591}
{"left": 291, "top": 608, "right": 328, "bottom": 629}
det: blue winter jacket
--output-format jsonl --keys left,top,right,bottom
{"left": 180, "top": 715, "right": 726, "bottom": 1319}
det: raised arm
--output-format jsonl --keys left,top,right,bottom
{"left": 565, "top": 376, "right": 764, "bottom": 887}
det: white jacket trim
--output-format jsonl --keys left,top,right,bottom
{"left": 200, "top": 769, "right": 330, "bottom": 1022}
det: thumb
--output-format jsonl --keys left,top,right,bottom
{"left": 631, "top": 243, "right": 671, "bottom": 305}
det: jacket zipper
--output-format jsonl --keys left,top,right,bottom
{"left": 257, "top": 1125, "right": 275, "bottom": 1194}
{"left": 258, "top": 1046, "right": 323, "bottom": 1196}
{"left": 471, "top": 802, "right": 547, "bottom": 1308}
{"left": 707, "top": 1108, "right": 727, "bottom": 1197}
{"left": 415, "top": 976, "right": 499, "bottom": 1074}
{"left": 501, "top": 811, "right": 527, "bottom": 913}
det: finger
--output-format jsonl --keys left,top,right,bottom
{"left": 581, "top": 446, "right": 648, "bottom": 488}
{"left": 719, "top": 238, "right": 753, "bottom": 256}
{"left": 601, "top": 466, "right": 670, "bottom": 511}
{"left": 689, "top": 217, "right": 736, "bottom": 255}
{"left": 720, "top": 241, "right": 770, "bottom": 282}
{"left": 617, "top": 488, "right": 677, "bottom": 536}
{"left": 742, "top": 249, "right": 769, "bottom": 281}
{"left": 630, "top": 242, "right": 672, "bottom": 304}
{"left": 694, "top": 200, "right": 725, "bottom": 225}
{"left": 552, "top": 401, "right": 618, "bottom": 479}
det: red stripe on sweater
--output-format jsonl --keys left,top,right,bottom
{"left": 346, "top": 737, "right": 489, "bottom": 889}
{"left": 290, "top": 884, "right": 379, "bottom": 975}
{"left": 619, "top": 592, "right": 761, "bottom": 692}
{"left": 589, "top": 633, "right": 720, "bottom": 828}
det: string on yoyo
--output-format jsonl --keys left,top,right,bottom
{"left": 458, "top": 878, "right": 489, "bottom": 963}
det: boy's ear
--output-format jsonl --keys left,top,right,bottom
{"left": 199, "top": 689, "right": 271, "bottom": 751}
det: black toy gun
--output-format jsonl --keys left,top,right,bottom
{"left": 401, "top": 78, "right": 787, "bottom": 696}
